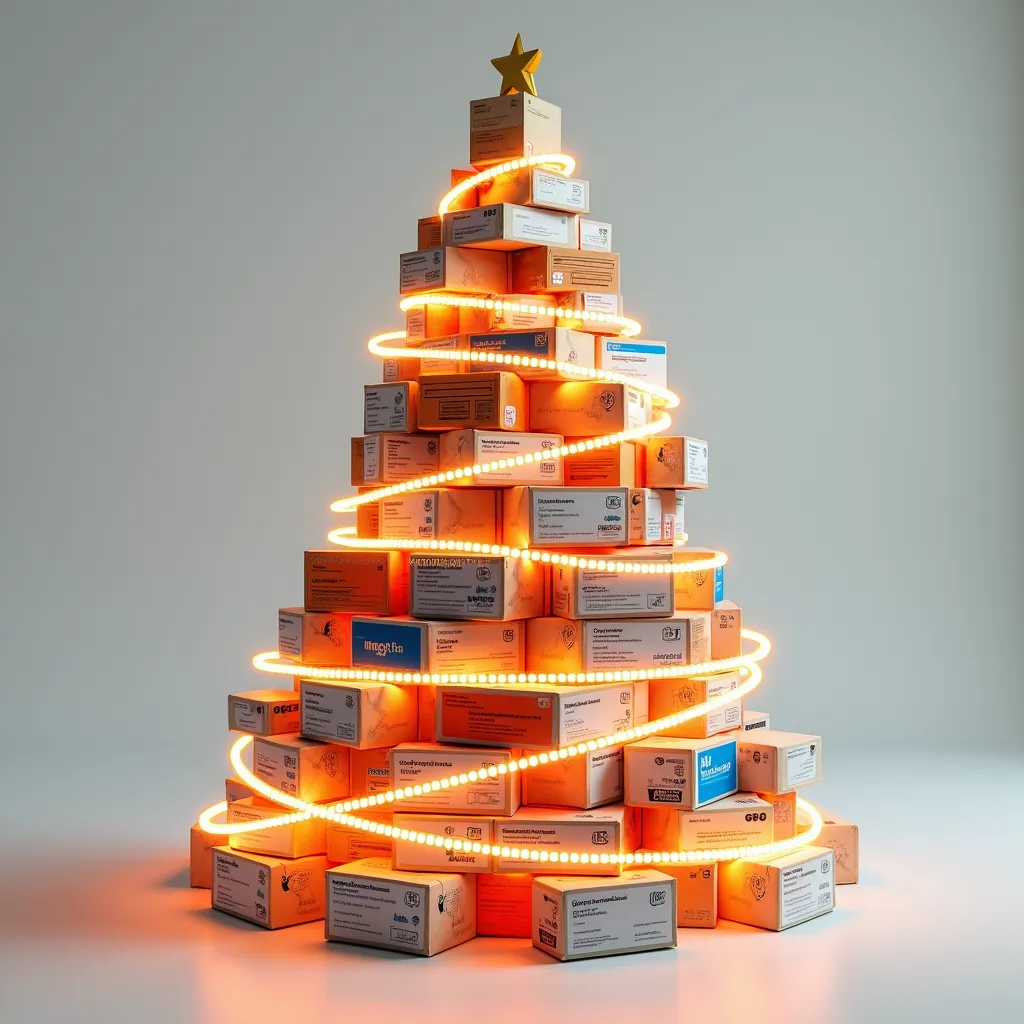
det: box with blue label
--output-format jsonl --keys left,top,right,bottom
{"left": 672, "top": 548, "right": 725, "bottom": 611}
{"left": 624, "top": 735, "right": 738, "bottom": 810}
{"left": 467, "top": 327, "right": 595, "bottom": 380}
{"left": 350, "top": 617, "right": 524, "bottom": 674}
{"left": 596, "top": 339, "right": 668, "bottom": 391}
{"left": 443, "top": 203, "right": 579, "bottom": 250}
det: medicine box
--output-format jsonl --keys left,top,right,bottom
{"left": 226, "top": 798, "right": 326, "bottom": 859}
{"left": 521, "top": 744, "right": 624, "bottom": 809}
{"left": 350, "top": 433, "right": 440, "bottom": 486}
{"left": 304, "top": 550, "right": 409, "bottom": 616}
{"left": 212, "top": 848, "right": 328, "bottom": 930}
{"left": 378, "top": 488, "right": 500, "bottom": 545}
{"left": 671, "top": 548, "right": 724, "bottom": 611}
{"left": 478, "top": 166, "right": 588, "bottom": 213}
{"left": 645, "top": 436, "right": 709, "bottom": 489}
{"left": 532, "top": 869, "right": 676, "bottom": 960}
{"left": 550, "top": 549, "right": 674, "bottom": 619}
{"left": 647, "top": 671, "right": 742, "bottom": 739}
{"left": 459, "top": 293, "right": 557, "bottom": 335}
{"left": 469, "top": 93, "right": 561, "bottom": 168}
{"left": 596, "top": 339, "right": 668, "bottom": 391}
{"left": 563, "top": 441, "right": 641, "bottom": 487}
{"left": 642, "top": 793, "right": 774, "bottom": 851}
{"left": 278, "top": 608, "right": 354, "bottom": 668}
{"left": 416, "top": 371, "right": 527, "bottom": 432}
{"left": 443, "top": 203, "right": 579, "bottom": 250}
{"left": 628, "top": 487, "right": 685, "bottom": 545}
{"left": 409, "top": 552, "right": 547, "bottom": 621}
{"left": 528, "top": 380, "right": 651, "bottom": 435}
{"left": 737, "top": 731, "right": 822, "bottom": 794}
{"left": 299, "top": 678, "right": 418, "bottom": 749}
{"left": 513, "top": 247, "right": 618, "bottom": 294}
{"left": 503, "top": 485, "right": 631, "bottom": 548}
{"left": 326, "top": 811, "right": 394, "bottom": 864}
{"left": 326, "top": 858, "right": 476, "bottom": 955}
{"left": 253, "top": 734, "right": 351, "bottom": 804}
{"left": 190, "top": 824, "right": 217, "bottom": 889}
{"left": 439, "top": 428, "right": 563, "bottom": 486}
{"left": 476, "top": 872, "right": 532, "bottom": 937}
{"left": 624, "top": 735, "right": 738, "bottom": 810}
{"left": 227, "top": 688, "right": 300, "bottom": 736}
{"left": 392, "top": 813, "right": 495, "bottom": 873}
{"left": 399, "top": 246, "right": 508, "bottom": 295}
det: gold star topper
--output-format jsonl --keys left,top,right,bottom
{"left": 491, "top": 33, "right": 542, "bottom": 97}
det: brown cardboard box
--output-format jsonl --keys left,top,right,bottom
{"left": 444, "top": 203, "right": 579, "bottom": 250}
{"left": 756, "top": 790, "right": 797, "bottom": 840}
{"left": 528, "top": 380, "right": 652, "bottom": 435}
{"left": 392, "top": 813, "right": 495, "bottom": 873}
{"left": 326, "top": 859, "right": 477, "bottom": 955}
{"left": 227, "top": 798, "right": 327, "bottom": 859}
{"left": 447, "top": 167, "right": 480, "bottom": 210}
{"left": 379, "top": 488, "right": 500, "bottom": 545}
{"left": 350, "top": 747, "right": 392, "bottom": 798}
{"left": 391, "top": 742, "right": 521, "bottom": 815}
{"left": 737, "top": 731, "right": 823, "bottom": 794}
{"left": 439, "top": 428, "right": 563, "bottom": 486}
{"left": 563, "top": 441, "right": 641, "bottom": 487}
{"left": 467, "top": 327, "right": 595, "bottom": 381}
{"left": 718, "top": 847, "right": 835, "bottom": 931}
{"left": 646, "top": 860, "right": 718, "bottom": 928}
{"left": 326, "top": 811, "right": 394, "bottom": 864}
{"left": 253, "top": 734, "right": 351, "bottom": 804}
{"left": 409, "top": 552, "right": 547, "bottom": 621}
{"left": 190, "top": 823, "right": 217, "bottom": 888}
{"left": 399, "top": 246, "right": 509, "bottom": 295}
{"left": 300, "top": 678, "right": 418, "bottom": 749}
{"left": 278, "top": 608, "right": 354, "bottom": 668}
{"left": 350, "top": 434, "right": 440, "bottom": 486}
{"left": 624, "top": 735, "right": 739, "bottom": 810}
{"left": 647, "top": 672, "right": 742, "bottom": 739}
{"left": 417, "top": 215, "right": 442, "bottom": 249}
{"left": 513, "top": 247, "right": 618, "bottom": 293}
{"left": 814, "top": 809, "right": 860, "bottom": 883}
{"left": 469, "top": 94, "right": 561, "bottom": 167}
{"left": 227, "top": 688, "right": 301, "bottom": 736}
{"left": 303, "top": 550, "right": 409, "bottom": 615}
{"left": 642, "top": 793, "right": 774, "bottom": 851}
{"left": 416, "top": 371, "right": 527, "bottom": 432}
{"left": 212, "top": 848, "right": 328, "bottom": 929}
{"left": 363, "top": 382, "right": 418, "bottom": 434}
{"left": 225, "top": 776, "right": 260, "bottom": 804}
{"left": 532, "top": 869, "right": 676, "bottom": 959}
{"left": 476, "top": 872, "right": 532, "bottom": 937}
{"left": 418, "top": 686, "right": 437, "bottom": 742}
{"left": 405, "top": 305, "right": 462, "bottom": 345}
{"left": 711, "top": 600, "right": 743, "bottom": 660}
{"left": 459, "top": 293, "right": 557, "bottom": 335}
{"left": 356, "top": 498, "right": 379, "bottom": 540}
{"left": 645, "top": 436, "right": 710, "bottom": 490}
{"left": 479, "top": 166, "right": 589, "bottom": 214}
{"left": 521, "top": 744, "right": 624, "bottom": 809}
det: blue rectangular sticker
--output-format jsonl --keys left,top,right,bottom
{"left": 694, "top": 739, "right": 737, "bottom": 806}
{"left": 351, "top": 619, "right": 425, "bottom": 671}
{"left": 714, "top": 566, "right": 724, "bottom": 603}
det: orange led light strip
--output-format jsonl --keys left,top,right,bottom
{"left": 437, "top": 153, "right": 576, "bottom": 216}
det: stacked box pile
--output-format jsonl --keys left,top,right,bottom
{"left": 190, "top": 50, "right": 857, "bottom": 960}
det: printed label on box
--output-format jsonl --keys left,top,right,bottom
{"left": 786, "top": 743, "right": 818, "bottom": 788}
{"left": 686, "top": 439, "right": 709, "bottom": 486}
{"left": 566, "top": 880, "right": 673, "bottom": 956}
{"left": 212, "top": 851, "right": 263, "bottom": 923}
{"left": 534, "top": 488, "right": 628, "bottom": 544}
{"left": 328, "top": 874, "right": 427, "bottom": 955}
{"left": 781, "top": 852, "right": 834, "bottom": 927}
{"left": 533, "top": 172, "right": 587, "bottom": 211}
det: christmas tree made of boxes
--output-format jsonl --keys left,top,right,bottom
{"left": 192, "top": 36, "right": 858, "bottom": 958}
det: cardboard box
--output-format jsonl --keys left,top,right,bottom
{"left": 718, "top": 847, "right": 835, "bottom": 931}
{"left": 356, "top": 499, "right": 379, "bottom": 540}
{"left": 212, "top": 848, "right": 328, "bottom": 929}
{"left": 672, "top": 547, "right": 725, "bottom": 611}
{"left": 532, "top": 869, "right": 676, "bottom": 959}
{"left": 399, "top": 246, "right": 508, "bottom": 296}
{"left": 646, "top": 436, "right": 709, "bottom": 490}
{"left": 556, "top": 290, "right": 622, "bottom": 320}
{"left": 278, "top": 608, "right": 354, "bottom": 667}
{"left": 597, "top": 339, "right": 668, "bottom": 390}
{"left": 711, "top": 601, "right": 742, "bottom": 660}
{"left": 418, "top": 686, "right": 437, "bottom": 742}
{"left": 326, "top": 858, "right": 476, "bottom": 955}
{"left": 563, "top": 440, "right": 641, "bottom": 487}
{"left": 526, "top": 612, "right": 710, "bottom": 674}
{"left": 350, "top": 433, "right": 440, "bottom": 486}
{"left": 363, "top": 382, "right": 418, "bottom": 434}
{"left": 468, "top": 327, "right": 595, "bottom": 380}
{"left": 225, "top": 775, "right": 260, "bottom": 804}
{"left": 495, "top": 805, "right": 640, "bottom": 875}
{"left": 550, "top": 549, "right": 674, "bottom": 619}
{"left": 624, "top": 735, "right": 738, "bottom": 810}
{"left": 513, "top": 247, "right": 618, "bottom": 293}
{"left": 416, "top": 371, "right": 526, "bottom": 432}
{"left": 227, "top": 688, "right": 301, "bottom": 736}
{"left": 743, "top": 709, "right": 771, "bottom": 732}
{"left": 756, "top": 790, "right": 797, "bottom": 841}
{"left": 478, "top": 166, "right": 588, "bottom": 214}
{"left": 444, "top": 203, "right": 579, "bottom": 250}
{"left": 439, "top": 428, "right": 563, "bottom": 486}
{"left": 647, "top": 671, "right": 742, "bottom": 739}
{"left": 579, "top": 218, "right": 613, "bottom": 252}
{"left": 417, "top": 215, "right": 442, "bottom": 249}
{"left": 628, "top": 488, "right": 686, "bottom": 545}
{"left": 405, "top": 306, "right": 462, "bottom": 345}
{"left": 642, "top": 793, "right": 774, "bottom": 851}
{"left": 814, "top": 810, "right": 859, "bottom": 884}
{"left": 436, "top": 682, "right": 639, "bottom": 750}
{"left": 738, "top": 731, "right": 822, "bottom": 794}
{"left": 644, "top": 859, "right": 717, "bottom": 928}
{"left": 379, "top": 488, "right": 500, "bottom": 545}
{"left": 522, "top": 744, "right": 624, "bottom": 809}
{"left": 299, "top": 679, "right": 418, "bottom": 749}
{"left": 409, "top": 552, "right": 546, "bottom": 621}
{"left": 392, "top": 813, "right": 495, "bottom": 873}
{"left": 447, "top": 167, "right": 480, "bottom": 210}
{"left": 459, "top": 293, "right": 557, "bottom": 335}
{"left": 469, "top": 93, "right": 561, "bottom": 167}
{"left": 476, "top": 872, "right": 532, "bottom": 937}
{"left": 227, "top": 798, "right": 327, "bottom": 859}
{"left": 190, "top": 823, "right": 217, "bottom": 888}
{"left": 390, "top": 742, "right": 521, "bottom": 815}
{"left": 502, "top": 485, "right": 631, "bottom": 548}
{"left": 528, "top": 380, "right": 652, "bottom": 436}
{"left": 304, "top": 550, "right": 409, "bottom": 616}
{"left": 253, "top": 734, "right": 351, "bottom": 804}
{"left": 350, "top": 747, "right": 393, "bottom": 798}
{"left": 326, "top": 811, "right": 394, "bottom": 864}
{"left": 351, "top": 617, "right": 523, "bottom": 674}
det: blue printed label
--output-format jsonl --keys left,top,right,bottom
{"left": 468, "top": 330, "right": 554, "bottom": 356}
{"left": 694, "top": 740, "right": 737, "bottom": 806}
{"left": 603, "top": 342, "right": 667, "bottom": 355}
{"left": 714, "top": 566, "right": 724, "bottom": 602}
{"left": 351, "top": 619, "right": 425, "bottom": 671}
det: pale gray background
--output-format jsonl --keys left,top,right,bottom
{"left": 0, "top": 2, "right": 1022, "bottom": 1019}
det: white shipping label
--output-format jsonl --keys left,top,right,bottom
{"left": 213, "top": 852, "right": 266, "bottom": 924}
{"left": 560, "top": 687, "right": 634, "bottom": 741}
{"left": 474, "top": 432, "right": 561, "bottom": 483}
{"left": 400, "top": 248, "right": 443, "bottom": 292}
{"left": 411, "top": 557, "right": 505, "bottom": 620}
{"left": 581, "top": 292, "right": 619, "bottom": 315}
{"left": 364, "top": 386, "right": 410, "bottom": 433}
{"left": 566, "top": 881, "right": 674, "bottom": 957}
{"left": 328, "top": 875, "right": 427, "bottom": 954}
{"left": 786, "top": 743, "right": 818, "bottom": 787}
{"left": 381, "top": 496, "right": 433, "bottom": 540}
{"left": 568, "top": 567, "right": 672, "bottom": 616}
{"left": 533, "top": 171, "right": 588, "bottom": 211}
{"left": 231, "top": 699, "right": 265, "bottom": 732}
{"left": 685, "top": 439, "right": 709, "bottom": 486}
{"left": 510, "top": 206, "right": 573, "bottom": 244}
{"left": 278, "top": 614, "right": 301, "bottom": 658}
{"left": 362, "top": 436, "right": 380, "bottom": 481}
{"left": 580, "top": 220, "right": 612, "bottom": 252}
{"left": 302, "top": 685, "right": 358, "bottom": 742}
{"left": 781, "top": 853, "right": 834, "bottom": 927}
{"left": 531, "top": 489, "right": 627, "bottom": 544}
{"left": 431, "top": 624, "right": 522, "bottom": 673}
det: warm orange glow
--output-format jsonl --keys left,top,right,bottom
{"left": 437, "top": 154, "right": 576, "bottom": 216}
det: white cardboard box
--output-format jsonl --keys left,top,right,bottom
{"left": 390, "top": 742, "right": 521, "bottom": 815}
{"left": 299, "top": 679, "right": 417, "bottom": 749}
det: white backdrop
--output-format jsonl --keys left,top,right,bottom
{"left": 1, "top": 0, "right": 1021, "bottom": 842}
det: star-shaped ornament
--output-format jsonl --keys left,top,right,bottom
{"left": 490, "top": 33, "right": 542, "bottom": 97}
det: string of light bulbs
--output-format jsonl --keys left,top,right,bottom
{"left": 198, "top": 154, "right": 821, "bottom": 865}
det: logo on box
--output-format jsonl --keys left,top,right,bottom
{"left": 650, "top": 890, "right": 667, "bottom": 907}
